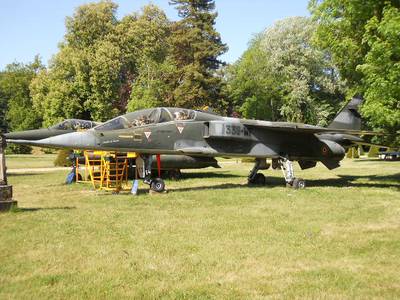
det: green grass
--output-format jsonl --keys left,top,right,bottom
{"left": 6, "top": 154, "right": 56, "bottom": 169}
{"left": 1, "top": 157, "right": 399, "bottom": 299}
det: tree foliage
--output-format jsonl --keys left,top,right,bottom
{"left": 31, "top": 1, "right": 122, "bottom": 126}
{"left": 227, "top": 44, "right": 281, "bottom": 121}
{"left": 124, "top": 5, "right": 175, "bottom": 111}
{"left": 0, "top": 56, "right": 43, "bottom": 153}
{"left": 311, "top": 0, "right": 400, "bottom": 145}
{"left": 311, "top": 0, "right": 385, "bottom": 88}
{"left": 168, "top": 0, "right": 228, "bottom": 108}
{"left": 358, "top": 6, "right": 400, "bottom": 145}
{"left": 30, "top": 0, "right": 227, "bottom": 123}
{"left": 228, "top": 17, "right": 345, "bottom": 125}
{"left": 5, "top": 0, "right": 396, "bottom": 151}
{"left": 0, "top": 82, "right": 7, "bottom": 133}
{"left": 32, "top": 2, "right": 172, "bottom": 125}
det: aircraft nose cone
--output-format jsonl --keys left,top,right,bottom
{"left": 43, "top": 131, "right": 98, "bottom": 149}
{"left": 6, "top": 131, "right": 98, "bottom": 149}
{"left": 4, "top": 129, "right": 50, "bottom": 141}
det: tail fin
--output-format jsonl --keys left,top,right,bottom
{"left": 328, "top": 97, "right": 363, "bottom": 130}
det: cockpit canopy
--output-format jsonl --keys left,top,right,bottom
{"left": 50, "top": 119, "right": 98, "bottom": 131}
{"left": 94, "top": 108, "right": 196, "bottom": 131}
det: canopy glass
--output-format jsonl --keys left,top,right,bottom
{"left": 94, "top": 108, "right": 196, "bottom": 131}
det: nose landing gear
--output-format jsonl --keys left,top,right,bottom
{"left": 140, "top": 154, "right": 166, "bottom": 193}
{"left": 248, "top": 158, "right": 306, "bottom": 188}
{"left": 150, "top": 177, "right": 166, "bottom": 193}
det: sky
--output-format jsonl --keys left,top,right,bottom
{"left": 0, "top": 0, "right": 309, "bottom": 70}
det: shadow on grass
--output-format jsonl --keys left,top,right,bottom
{"left": 310, "top": 173, "right": 400, "bottom": 188}
{"left": 353, "top": 159, "right": 398, "bottom": 162}
{"left": 12, "top": 206, "right": 76, "bottom": 213}
{"left": 7, "top": 172, "right": 47, "bottom": 177}
{"left": 168, "top": 183, "right": 251, "bottom": 192}
{"left": 307, "top": 176, "right": 399, "bottom": 189}
{"left": 339, "top": 173, "right": 400, "bottom": 181}
{"left": 168, "top": 173, "right": 400, "bottom": 192}
{"left": 179, "top": 171, "right": 242, "bottom": 179}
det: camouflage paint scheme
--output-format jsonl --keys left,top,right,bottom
{"left": 5, "top": 119, "right": 219, "bottom": 171}
{"left": 7, "top": 99, "right": 384, "bottom": 189}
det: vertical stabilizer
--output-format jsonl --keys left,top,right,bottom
{"left": 328, "top": 97, "right": 362, "bottom": 130}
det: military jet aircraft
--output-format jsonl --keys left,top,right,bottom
{"left": 7, "top": 98, "right": 383, "bottom": 192}
{"left": 4, "top": 119, "right": 220, "bottom": 175}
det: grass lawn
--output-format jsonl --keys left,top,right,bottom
{"left": 0, "top": 156, "right": 399, "bottom": 299}
{"left": 6, "top": 154, "right": 56, "bottom": 169}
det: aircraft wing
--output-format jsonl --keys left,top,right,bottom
{"left": 239, "top": 120, "right": 384, "bottom": 136}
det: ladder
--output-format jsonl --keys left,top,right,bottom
{"left": 76, "top": 151, "right": 131, "bottom": 192}
{"left": 99, "top": 154, "right": 128, "bottom": 192}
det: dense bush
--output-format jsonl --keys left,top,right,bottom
{"left": 54, "top": 149, "right": 73, "bottom": 167}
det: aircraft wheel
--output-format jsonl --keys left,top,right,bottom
{"left": 291, "top": 178, "right": 306, "bottom": 189}
{"left": 150, "top": 178, "right": 165, "bottom": 192}
{"left": 248, "top": 173, "right": 266, "bottom": 185}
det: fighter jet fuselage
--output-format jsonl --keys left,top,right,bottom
{"left": 7, "top": 101, "right": 384, "bottom": 191}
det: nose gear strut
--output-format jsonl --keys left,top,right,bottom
{"left": 248, "top": 158, "right": 269, "bottom": 185}
{"left": 140, "top": 154, "right": 165, "bottom": 192}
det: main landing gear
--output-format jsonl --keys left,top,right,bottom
{"left": 141, "top": 154, "right": 166, "bottom": 193}
{"left": 277, "top": 158, "right": 306, "bottom": 189}
{"left": 247, "top": 158, "right": 306, "bottom": 189}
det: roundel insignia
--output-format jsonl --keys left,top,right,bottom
{"left": 322, "top": 145, "right": 329, "bottom": 155}
{"left": 176, "top": 123, "right": 185, "bottom": 134}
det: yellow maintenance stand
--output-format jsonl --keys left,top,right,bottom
{"left": 75, "top": 151, "right": 137, "bottom": 192}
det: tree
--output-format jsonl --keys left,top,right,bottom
{"left": 123, "top": 5, "right": 175, "bottom": 111}
{"left": 31, "top": 1, "right": 123, "bottom": 126}
{"left": 29, "top": 0, "right": 229, "bottom": 124}
{"left": 357, "top": 6, "right": 400, "bottom": 145}
{"left": 168, "top": 0, "right": 228, "bottom": 108}
{"left": 228, "top": 17, "right": 345, "bottom": 125}
{"left": 310, "top": 0, "right": 400, "bottom": 145}
{"left": 65, "top": 0, "right": 117, "bottom": 49}
{"left": 31, "top": 2, "right": 177, "bottom": 125}
{"left": 0, "top": 56, "right": 44, "bottom": 153}
{"left": 127, "top": 59, "right": 177, "bottom": 112}
{"left": 0, "top": 78, "right": 7, "bottom": 133}
{"left": 226, "top": 43, "right": 282, "bottom": 120}
{"left": 311, "top": 0, "right": 385, "bottom": 89}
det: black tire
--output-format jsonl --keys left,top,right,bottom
{"left": 292, "top": 178, "right": 306, "bottom": 189}
{"left": 150, "top": 178, "right": 165, "bottom": 192}
{"left": 248, "top": 173, "right": 266, "bottom": 185}
{"left": 255, "top": 173, "right": 266, "bottom": 185}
